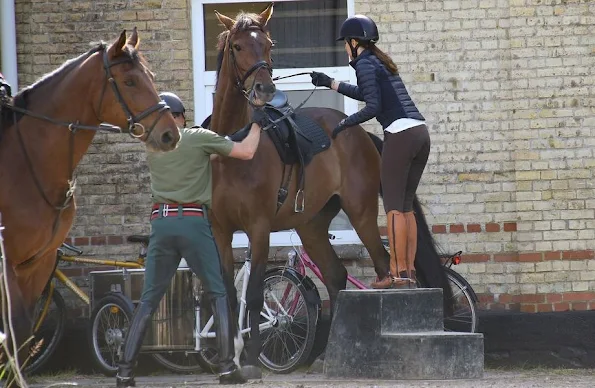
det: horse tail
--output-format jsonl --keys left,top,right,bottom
{"left": 366, "top": 132, "right": 454, "bottom": 315}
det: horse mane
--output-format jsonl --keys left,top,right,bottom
{"left": 214, "top": 12, "right": 269, "bottom": 90}
{"left": 0, "top": 41, "right": 148, "bottom": 140}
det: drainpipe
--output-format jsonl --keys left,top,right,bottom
{"left": 1, "top": 0, "right": 19, "bottom": 91}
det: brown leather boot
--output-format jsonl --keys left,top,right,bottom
{"left": 404, "top": 211, "right": 418, "bottom": 289}
{"left": 371, "top": 211, "right": 411, "bottom": 289}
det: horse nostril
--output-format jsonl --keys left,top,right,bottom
{"left": 254, "top": 83, "right": 264, "bottom": 93}
{"left": 162, "top": 130, "right": 174, "bottom": 144}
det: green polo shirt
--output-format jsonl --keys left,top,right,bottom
{"left": 147, "top": 126, "right": 234, "bottom": 207}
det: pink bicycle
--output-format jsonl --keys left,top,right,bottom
{"left": 281, "top": 230, "right": 479, "bottom": 334}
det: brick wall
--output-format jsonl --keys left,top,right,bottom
{"left": 358, "top": 0, "right": 595, "bottom": 312}
{"left": 12, "top": 0, "right": 595, "bottom": 316}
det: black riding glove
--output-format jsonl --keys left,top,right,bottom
{"left": 251, "top": 108, "right": 270, "bottom": 129}
{"left": 310, "top": 71, "right": 333, "bottom": 88}
{"left": 331, "top": 119, "right": 348, "bottom": 139}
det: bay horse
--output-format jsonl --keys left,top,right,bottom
{"left": 0, "top": 28, "right": 179, "bottom": 371}
{"left": 208, "top": 4, "right": 449, "bottom": 374}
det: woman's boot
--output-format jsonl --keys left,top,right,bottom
{"left": 371, "top": 210, "right": 411, "bottom": 288}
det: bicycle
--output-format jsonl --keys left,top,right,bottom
{"left": 26, "top": 236, "right": 191, "bottom": 375}
{"left": 87, "top": 240, "right": 320, "bottom": 376}
{"left": 283, "top": 230, "right": 479, "bottom": 334}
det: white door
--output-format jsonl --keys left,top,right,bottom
{"left": 190, "top": 0, "right": 363, "bottom": 247}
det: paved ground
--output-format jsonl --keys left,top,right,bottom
{"left": 28, "top": 369, "right": 595, "bottom": 388}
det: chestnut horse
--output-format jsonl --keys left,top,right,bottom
{"left": 0, "top": 28, "right": 179, "bottom": 368}
{"left": 209, "top": 4, "right": 449, "bottom": 373}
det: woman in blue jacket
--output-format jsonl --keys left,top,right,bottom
{"left": 311, "top": 15, "right": 430, "bottom": 289}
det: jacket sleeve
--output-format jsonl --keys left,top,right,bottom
{"left": 341, "top": 59, "right": 382, "bottom": 127}
{"left": 337, "top": 81, "right": 364, "bottom": 101}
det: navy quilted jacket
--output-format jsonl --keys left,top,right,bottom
{"left": 337, "top": 50, "right": 424, "bottom": 129}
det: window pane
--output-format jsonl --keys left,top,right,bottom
{"left": 203, "top": 0, "right": 348, "bottom": 71}
{"left": 284, "top": 89, "right": 343, "bottom": 111}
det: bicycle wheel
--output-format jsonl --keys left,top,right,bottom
{"left": 88, "top": 293, "right": 134, "bottom": 376}
{"left": 254, "top": 269, "right": 319, "bottom": 373}
{"left": 24, "top": 285, "right": 66, "bottom": 375}
{"left": 443, "top": 267, "right": 478, "bottom": 333}
{"left": 152, "top": 352, "right": 202, "bottom": 374}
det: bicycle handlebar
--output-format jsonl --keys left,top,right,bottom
{"left": 60, "top": 242, "right": 83, "bottom": 255}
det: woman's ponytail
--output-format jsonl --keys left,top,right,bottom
{"left": 368, "top": 44, "right": 399, "bottom": 74}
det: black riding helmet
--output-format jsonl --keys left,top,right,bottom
{"left": 336, "top": 15, "right": 379, "bottom": 44}
{"left": 159, "top": 92, "right": 185, "bottom": 115}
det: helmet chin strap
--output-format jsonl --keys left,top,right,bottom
{"left": 347, "top": 39, "right": 361, "bottom": 59}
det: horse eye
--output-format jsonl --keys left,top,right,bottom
{"left": 233, "top": 44, "right": 241, "bottom": 51}
{"left": 125, "top": 79, "right": 135, "bottom": 87}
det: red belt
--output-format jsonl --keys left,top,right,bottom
{"left": 150, "top": 203, "right": 203, "bottom": 221}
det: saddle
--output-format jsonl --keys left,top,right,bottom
{"left": 201, "top": 90, "right": 331, "bottom": 213}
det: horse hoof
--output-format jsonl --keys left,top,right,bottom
{"left": 240, "top": 365, "right": 262, "bottom": 380}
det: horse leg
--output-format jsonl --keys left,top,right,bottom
{"left": 4, "top": 252, "right": 56, "bottom": 376}
{"left": 338, "top": 177, "right": 391, "bottom": 282}
{"left": 295, "top": 198, "right": 345, "bottom": 362}
{"left": 242, "top": 226, "right": 270, "bottom": 378}
{"left": 296, "top": 197, "right": 345, "bottom": 314}
{"left": 1, "top": 264, "right": 31, "bottom": 375}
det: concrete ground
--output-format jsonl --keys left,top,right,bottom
{"left": 28, "top": 369, "right": 595, "bottom": 388}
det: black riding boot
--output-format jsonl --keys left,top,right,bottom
{"left": 211, "top": 295, "right": 247, "bottom": 384}
{"left": 116, "top": 302, "right": 153, "bottom": 387}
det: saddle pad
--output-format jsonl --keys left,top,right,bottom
{"left": 264, "top": 107, "right": 330, "bottom": 166}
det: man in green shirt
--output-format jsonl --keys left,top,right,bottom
{"left": 116, "top": 92, "right": 265, "bottom": 386}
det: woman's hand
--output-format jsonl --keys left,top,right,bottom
{"left": 310, "top": 71, "right": 334, "bottom": 88}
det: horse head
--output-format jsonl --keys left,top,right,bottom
{"left": 215, "top": 3, "right": 276, "bottom": 107}
{"left": 99, "top": 28, "right": 180, "bottom": 152}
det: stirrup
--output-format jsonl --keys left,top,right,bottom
{"left": 294, "top": 189, "right": 305, "bottom": 213}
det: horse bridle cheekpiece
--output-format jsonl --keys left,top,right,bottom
{"left": 227, "top": 28, "right": 273, "bottom": 106}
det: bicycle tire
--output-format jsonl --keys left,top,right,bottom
{"left": 24, "top": 286, "right": 66, "bottom": 375}
{"left": 255, "top": 269, "right": 319, "bottom": 374}
{"left": 88, "top": 293, "right": 134, "bottom": 376}
{"left": 194, "top": 269, "right": 319, "bottom": 375}
{"left": 443, "top": 267, "right": 479, "bottom": 333}
{"left": 152, "top": 352, "right": 202, "bottom": 374}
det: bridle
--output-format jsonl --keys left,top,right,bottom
{"left": 226, "top": 28, "right": 273, "bottom": 107}
{"left": 0, "top": 43, "right": 171, "bottom": 244}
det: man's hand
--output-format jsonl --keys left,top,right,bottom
{"left": 251, "top": 108, "right": 269, "bottom": 129}
{"left": 310, "top": 71, "right": 333, "bottom": 88}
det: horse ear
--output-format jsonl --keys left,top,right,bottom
{"left": 259, "top": 3, "right": 274, "bottom": 26}
{"left": 109, "top": 30, "right": 128, "bottom": 57}
{"left": 215, "top": 10, "right": 235, "bottom": 31}
{"left": 127, "top": 26, "right": 140, "bottom": 49}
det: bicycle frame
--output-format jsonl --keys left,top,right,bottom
{"left": 194, "top": 257, "right": 280, "bottom": 351}
{"left": 36, "top": 245, "right": 145, "bottom": 327}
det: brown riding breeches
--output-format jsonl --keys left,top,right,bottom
{"left": 381, "top": 124, "right": 430, "bottom": 213}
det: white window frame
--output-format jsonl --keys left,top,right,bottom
{"left": 190, "top": 0, "right": 362, "bottom": 248}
